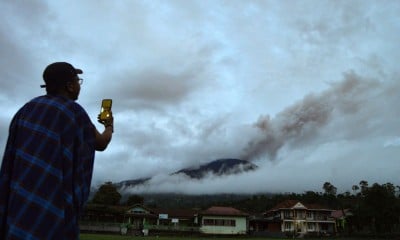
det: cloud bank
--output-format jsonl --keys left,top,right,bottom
{"left": 0, "top": 0, "right": 399, "bottom": 194}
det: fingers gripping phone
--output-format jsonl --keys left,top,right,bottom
{"left": 99, "top": 99, "right": 112, "bottom": 121}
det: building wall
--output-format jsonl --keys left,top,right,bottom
{"left": 272, "top": 208, "right": 336, "bottom": 234}
{"left": 200, "top": 216, "right": 247, "bottom": 235}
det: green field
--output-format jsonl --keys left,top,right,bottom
{"left": 80, "top": 234, "right": 283, "bottom": 240}
{"left": 80, "top": 233, "right": 372, "bottom": 240}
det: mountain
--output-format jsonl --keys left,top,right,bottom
{"left": 114, "top": 158, "right": 258, "bottom": 189}
{"left": 114, "top": 177, "right": 151, "bottom": 189}
{"left": 173, "top": 158, "right": 258, "bottom": 179}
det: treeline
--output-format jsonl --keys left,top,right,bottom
{"left": 231, "top": 181, "right": 400, "bottom": 234}
{"left": 89, "top": 180, "right": 400, "bottom": 234}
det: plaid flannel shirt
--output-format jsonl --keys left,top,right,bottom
{"left": 0, "top": 95, "right": 95, "bottom": 239}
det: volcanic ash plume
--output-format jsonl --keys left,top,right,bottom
{"left": 242, "top": 71, "right": 379, "bottom": 161}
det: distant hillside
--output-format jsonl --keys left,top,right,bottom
{"left": 173, "top": 158, "right": 258, "bottom": 179}
{"left": 114, "top": 177, "right": 151, "bottom": 189}
{"left": 114, "top": 158, "right": 258, "bottom": 189}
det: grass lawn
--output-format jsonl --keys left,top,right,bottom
{"left": 80, "top": 233, "right": 279, "bottom": 240}
{"left": 81, "top": 233, "right": 393, "bottom": 240}
{"left": 81, "top": 233, "right": 134, "bottom": 240}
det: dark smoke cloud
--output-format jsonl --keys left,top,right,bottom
{"left": 242, "top": 71, "right": 383, "bottom": 161}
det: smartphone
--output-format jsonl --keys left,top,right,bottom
{"left": 99, "top": 99, "right": 112, "bottom": 121}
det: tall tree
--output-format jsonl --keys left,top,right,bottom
{"left": 91, "top": 182, "right": 121, "bottom": 205}
{"left": 363, "top": 182, "right": 399, "bottom": 233}
{"left": 303, "top": 191, "right": 321, "bottom": 204}
{"left": 359, "top": 180, "right": 369, "bottom": 196}
{"left": 352, "top": 185, "right": 359, "bottom": 195}
{"left": 125, "top": 195, "right": 144, "bottom": 206}
{"left": 323, "top": 182, "right": 337, "bottom": 196}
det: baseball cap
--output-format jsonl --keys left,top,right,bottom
{"left": 41, "top": 62, "right": 83, "bottom": 88}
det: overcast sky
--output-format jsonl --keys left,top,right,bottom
{"left": 1, "top": 0, "right": 399, "bottom": 195}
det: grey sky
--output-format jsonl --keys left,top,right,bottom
{"left": 1, "top": 0, "right": 399, "bottom": 194}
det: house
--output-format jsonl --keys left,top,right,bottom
{"left": 199, "top": 206, "right": 248, "bottom": 235}
{"left": 81, "top": 202, "right": 338, "bottom": 237}
{"left": 331, "top": 209, "right": 353, "bottom": 234}
{"left": 124, "top": 204, "right": 200, "bottom": 235}
{"left": 251, "top": 200, "right": 336, "bottom": 237}
{"left": 125, "top": 205, "right": 249, "bottom": 235}
{"left": 81, "top": 204, "right": 199, "bottom": 235}
{"left": 124, "top": 204, "right": 158, "bottom": 230}
{"left": 81, "top": 204, "right": 258, "bottom": 236}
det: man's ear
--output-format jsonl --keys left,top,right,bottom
{"left": 65, "top": 81, "right": 75, "bottom": 92}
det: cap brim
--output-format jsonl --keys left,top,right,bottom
{"left": 40, "top": 68, "right": 82, "bottom": 88}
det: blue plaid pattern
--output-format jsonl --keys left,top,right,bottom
{"left": 0, "top": 95, "right": 96, "bottom": 239}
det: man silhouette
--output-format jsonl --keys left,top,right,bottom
{"left": 0, "top": 62, "right": 114, "bottom": 239}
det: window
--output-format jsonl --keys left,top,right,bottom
{"left": 204, "top": 219, "right": 215, "bottom": 226}
{"left": 226, "top": 220, "right": 236, "bottom": 226}
{"left": 284, "top": 222, "right": 292, "bottom": 230}
{"left": 284, "top": 210, "right": 292, "bottom": 218}
{"left": 203, "top": 218, "right": 236, "bottom": 226}
{"left": 296, "top": 210, "right": 305, "bottom": 219}
{"left": 215, "top": 219, "right": 224, "bottom": 226}
{"left": 307, "top": 223, "right": 314, "bottom": 230}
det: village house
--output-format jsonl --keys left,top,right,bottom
{"left": 331, "top": 209, "right": 353, "bottom": 234}
{"left": 81, "top": 201, "right": 341, "bottom": 237}
{"left": 81, "top": 204, "right": 199, "bottom": 235}
{"left": 199, "top": 206, "right": 249, "bottom": 235}
{"left": 80, "top": 204, "right": 249, "bottom": 235}
{"left": 250, "top": 200, "right": 336, "bottom": 237}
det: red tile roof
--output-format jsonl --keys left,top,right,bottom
{"left": 268, "top": 200, "right": 333, "bottom": 212}
{"left": 202, "top": 206, "right": 248, "bottom": 217}
{"left": 270, "top": 200, "right": 299, "bottom": 210}
{"left": 331, "top": 209, "right": 352, "bottom": 219}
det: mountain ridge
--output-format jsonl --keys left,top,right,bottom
{"left": 114, "top": 158, "right": 258, "bottom": 190}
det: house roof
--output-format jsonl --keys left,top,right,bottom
{"left": 124, "top": 204, "right": 158, "bottom": 218}
{"left": 331, "top": 209, "right": 353, "bottom": 219}
{"left": 201, "top": 206, "right": 248, "bottom": 217}
{"left": 270, "top": 200, "right": 300, "bottom": 210}
{"left": 267, "top": 200, "right": 334, "bottom": 213}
